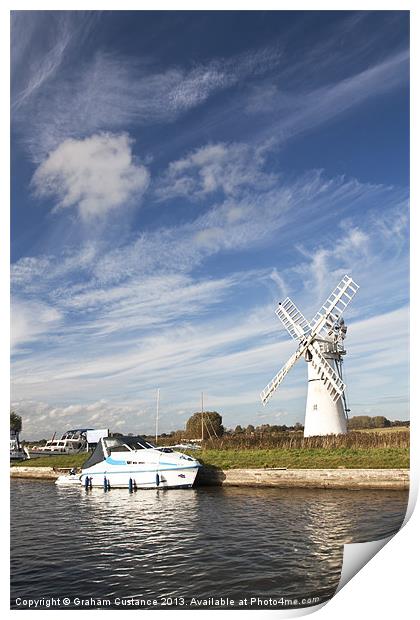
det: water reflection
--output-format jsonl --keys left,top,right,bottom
{"left": 11, "top": 480, "right": 408, "bottom": 604}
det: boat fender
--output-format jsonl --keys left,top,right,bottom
{"left": 129, "top": 478, "right": 133, "bottom": 493}
{"left": 107, "top": 479, "right": 111, "bottom": 491}
{"left": 103, "top": 476, "right": 108, "bottom": 491}
{"left": 84, "top": 476, "right": 90, "bottom": 490}
{"left": 89, "top": 477, "right": 92, "bottom": 489}
{"left": 156, "top": 473, "right": 160, "bottom": 487}
{"left": 133, "top": 480, "right": 137, "bottom": 492}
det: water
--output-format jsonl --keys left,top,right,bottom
{"left": 10, "top": 480, "right": 408, "bottom": 609}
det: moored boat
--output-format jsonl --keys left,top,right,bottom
{"left": 10, "top": 431, "right": 29, "bottom": 461}
{"left": 81, "top": 435, "right": 200, "bottom": 489}
{"left": 29, "top": 429, "right": 92, "bottom": 456}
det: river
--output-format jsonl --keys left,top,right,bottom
{"left": 10, "top": 479, "right": 408, "bottom": 610}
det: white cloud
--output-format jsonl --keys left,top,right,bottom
{"left": 11, "top": 398, "right": 153, "bottom": 439}
{"left": 156, "top": 142, "right": 275, "bottom": 201}
{"left": 32, "top": 133, "right": 150, "bottom": 218}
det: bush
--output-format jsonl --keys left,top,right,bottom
{"left": 186, "top": 411, "right": 223, "bottom": 439}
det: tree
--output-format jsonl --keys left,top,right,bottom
{"left": 348, "top": 415, "right": 372, "bottom": 429}
{"left": 10, "top": 411, "right": 22, "bottom": 433}
{"left": 371, "top": 416, "right": 391, "bottom": 428}
{"left": 246, "top": 424, "right": 255, "bottom": 434}
{"left": 186, "top": 411, "right": 223, "bottom": 439}
{"left": 234, "top": 425, "right": 244, "bottom": 433}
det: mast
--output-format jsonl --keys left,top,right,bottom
{"left": 155, "top": 388, "right": 160, "bottom": 444}
{"left": 201, "top": 392, "right": 204, "bottom": 441}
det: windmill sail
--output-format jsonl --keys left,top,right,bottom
{"left": 276, "top": 298, "right": 311, "bottom": 340}
{"left": 307, "top": 342, "right": 346, "bottom": 403}
{"left": 309, "top": 275, "right": 359, "bottom": 339}
{"left": 260, "top": 343, "right": 307, "bottom": 405}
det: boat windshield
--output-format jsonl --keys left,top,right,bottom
{"left": 103, "top": 436, "right": 155, "bottom": 453}
{"left": 82, "top": 441, "right": 105, "bottom": 468}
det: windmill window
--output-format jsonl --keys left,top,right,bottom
{"left": 313, "top": 404, "right": 318, "bottom": 410}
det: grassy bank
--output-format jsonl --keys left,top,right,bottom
{"left": 189, "top": 448, "right": 409, "bottom": 469}
{"left": 12, "top": 454, "right": 90, "bottom": 468}
{"left": 12, "top": 447, "right": 409, "bottom": 470}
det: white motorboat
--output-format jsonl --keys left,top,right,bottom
{"left": 80, "top": 435, "right": 200, "bottom": 489}
{"left": 29, "top": 429, "right": 91, "bottom": 456}
{"left": 10, "top": 432, "right": 30, "bottom": 461}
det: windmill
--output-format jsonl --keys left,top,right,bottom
{"left": 260, "top": 275, "right": 359, "bottom": 437}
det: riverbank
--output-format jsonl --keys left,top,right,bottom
{"left": 197, "top": 467, "right": 408, "bottom": 490}
{"left": 12, "top": 446, "right": 409, "bottom": 470}
{"left": 192, "top": 447, "right": 409, "bottom": 469}
{"left": 10, "top": 466, "right": 409, "bottom": 490}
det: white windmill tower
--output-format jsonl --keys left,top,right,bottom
{"left": 260, "top": 275, "right": 359, "bottom": 437}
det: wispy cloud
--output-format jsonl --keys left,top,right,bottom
{"left": 11, "top": 12, "right": 81, "bottom": 110}
{"left": 252, "top": 49, "right": 409, "bottom": 146}
{"left": 11, "top": 298, "right": 63, "bottom": 353}
{"left": 92, "top": 169, "right": 402, "bottom": 286}
{"left": 11, "top": 12, "right": 408, "bottom": 170}
{"left": 14, "top": 39, "right": 282, "bottom": 162}
{"left": 294, "top": 226, "right": 370, "bottom": 304}
{"left": 155, "top": 142, "right": 276, "bottom": 201}
{"left": 13, "top": 164, "right": 408, "bottom": 299}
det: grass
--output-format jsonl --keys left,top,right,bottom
{"left": 12, "top": 447, "right": 409, "bottom": 470}
{"left": 188, "top": 448, "right": 409, "bottom": 469}
{"left": 11, "top": 454, "right": 90, "bottom": 468}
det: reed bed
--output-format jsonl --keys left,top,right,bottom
{"left": 199, "top": 430, "right": 410, "bottom": 451}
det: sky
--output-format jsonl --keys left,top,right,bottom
{"left": 10, "top": 10, "right": 409, "bottom": 440}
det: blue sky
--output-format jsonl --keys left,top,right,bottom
{"left": 10, "top": 10, "right": 409, "bottom": 439}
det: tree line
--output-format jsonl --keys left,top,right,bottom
{"left": 347, "top": 415, "right": 409, "bottom": 429}
{"left": 11, "top": 408, "right": 409, "bottom": 443}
